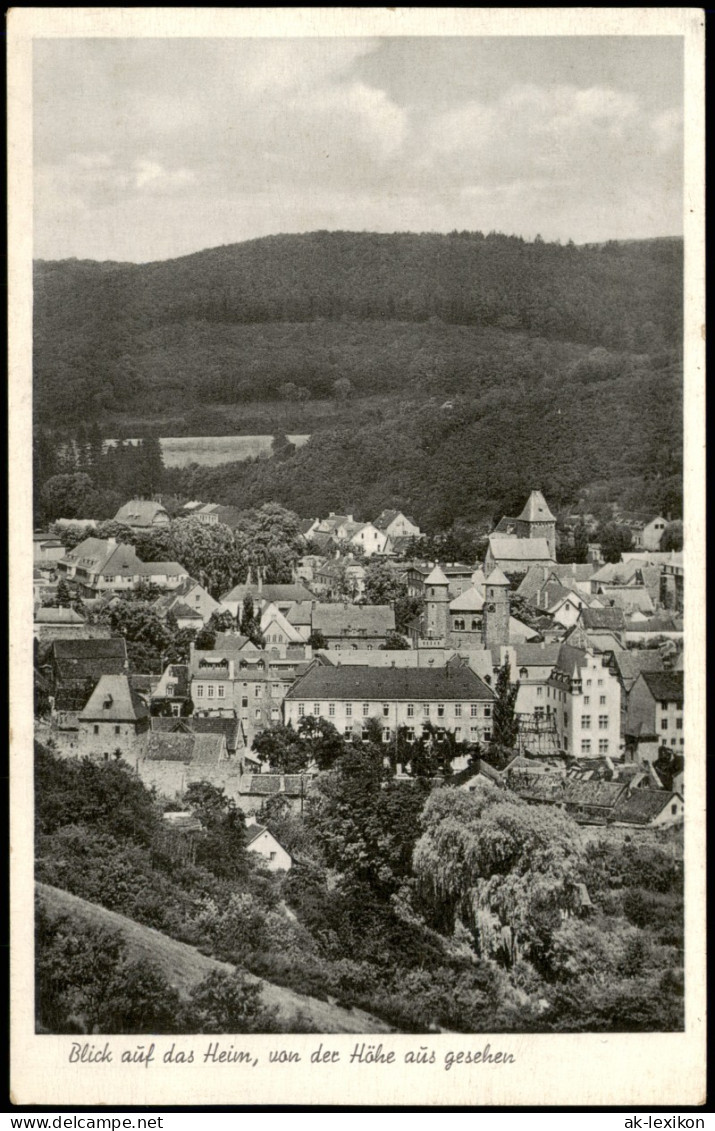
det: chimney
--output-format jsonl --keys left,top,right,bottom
{"left": 106, "top": 537, "right": 117, "bottom": 548}
{"left": 245, "top": 813, "right": 257, "bottom": 826}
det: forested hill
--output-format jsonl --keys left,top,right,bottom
{"left": 34, "top": 231, "right": 682, "bottom": 424}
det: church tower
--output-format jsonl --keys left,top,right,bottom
{"left": 517, "top": 489, "right": 556, "bottom": 559}
{"left": 482, "top": 567, "right": 510, "bottom": 648}
{"left": 423, "top": 564, "right": 450, "bottom": 644}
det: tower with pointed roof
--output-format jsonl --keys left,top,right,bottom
{"left": 424, "top": 564, "right": 449, "bottom": 643}
{"left": 517, "top": 490, "right": 556, "bottom": 559}
{"left": 482, "top": 567, "right": 510, "bottom": 649}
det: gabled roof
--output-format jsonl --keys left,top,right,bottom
{"left": 488, "top": 536, "right": 553, "bottom": 562}
{"left": 145, "top": 730, "right": 224, "bottom": 764}
{"left": 610, "top": 649, "right": 665, "bottom": 686}
{"left": 114, "top": 499, "right": 169, "bottom": 527}
{"left": 613, "top": 790, "right": 681, "bottom": 825}
{"left": 285, "top": 663, "right": 494, "bottom": 702}
{"left": 449, "top": 586, "right": 484, "bottom": 612}
{"left": 516, "top": 564, "right": 553, "bottom": 601}
{"left": 160, "top": 663, "right": 190, "bottom": 695}
{"left": 518, "top": 490, "right": 555, "bottom": 523}
{"left": 244, "top": 823, "right": 270, "bottom": 846}
{"left": 213, "top": 632, "right": 253, "bottom": 651}
{"left": 597, "top": 586, "right": 654, "bottom": 614}
{"left": 589, "top": 560, "right": 641, "bottom": 585}
{"left": 562, "top": 779, "right": 627, "bottom": 808}
{"left": 238, "top": 774, "right": 314, "bottom": 797}
{"left": 640, "top": 671, "right": 684, "bottom": 702}
{"left": 513, "top": 642, "right": 562, "bottom": 667}
{"left": 552, "top": 563, "right": 596, "bottom": 583}
{"left": 51, "top": 637, "right": 128, "bottom": 679}
{"left": 221, "top": 582, "right": 314, "bottom": 605}
{"left": 64, "top": 537, "right": 145, "bottom": 579}
{"left": 34, "top": 606, "right": 86, "bottom": 624}
{"left": 579, "top": 606, "right": 627, "bottom": 632}
{"left": 79, "top": 674, "right": 149, "bottom": 722}
{"left": 151, "top": 714, "right": 241, "bottom": 751}
{"left": 139, "top": 560, "right": 188, "bottom": 578}
{"left": 285, "top": 601, "right": 314, "bottom": 626}
{"left": 553, "top": 643, "right": 590, "bottom": 678}
{"left": 311, "top": 603, "right": 395, "bottom": 636}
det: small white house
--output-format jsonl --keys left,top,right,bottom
{"left": 245, "top": 818, "right": 292, "bottom": 871}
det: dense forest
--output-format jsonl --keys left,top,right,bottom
{"left": 33, "top": 231, "right": 683, "bottom": 528}
{"left": 35, "top": 743, "right": 684, "bottom": 1035}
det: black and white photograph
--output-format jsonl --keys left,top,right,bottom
{"left": 9, "top": 7, "right": 705, "bottom": 1109}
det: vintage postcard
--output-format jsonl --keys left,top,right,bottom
{"left": 9, "top": 7, "right": 706, "bottom": 1109}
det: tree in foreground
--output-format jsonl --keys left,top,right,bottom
{"left": 492, "top": 658, "right": 520, "bottom": 748}
{"left": 413, "top": 784, "right": 585, "bottom": 973}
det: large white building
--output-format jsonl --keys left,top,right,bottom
{"left": 547, "top": 644, "right": 623, "bottom": 757}
{"left": 284, "top": 656, "right": 495, "bottom": 745}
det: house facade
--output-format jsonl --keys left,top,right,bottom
{"left": 547, "top": 645, "right": 623, "bottom": 757}
{"left": 245, "top": 819, "right": 292, "bottom": 871}
{"left": 284, "top": 658, "right": 495, "bottom": 746}
{"left": 373, "top": 509, "right": 422, "bottom": 541}
{"left": 77, "top": 673, "right": 151, "bottom": 759}
{"left": 625, "top": 671, "right": 684, "bottom": 754}
{"left": 311, "top": 602, "right": 395, "bottom": 649}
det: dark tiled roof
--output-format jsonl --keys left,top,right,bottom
{"left": 152, "top": 714, "right": 241, "bottom": 752}
{"left": 580, "top": 607, "right": 627, "bottom": 631}
{"left": 285, "top": 663, "right": 494, "bottom": 701}
{"left": 145, "top": 733, "right": 195, "bottom": 762}
{"left": 613, "top": 790, "right": 680, "bottom": 825}
{"left": 52, "top": 638, "right": 127, "bottom": 661}
{"left": 610, "top": 650, "right": 665, "bottom": 684}
{"left": 244, "top": 823, "right": 268, "bottom": 845}
{"left": 79, "top": 674, "right": 149, "bottom": 722}
{"left": 562, "top": 780, "right": 627, "bottom": 808}
{"left": 508, "top": 772, "right": 564, "bottom": 803}
{"left": 641, "top": 671, "right": 684, "bottom": 702}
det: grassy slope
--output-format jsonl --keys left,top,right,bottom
{"left": 36, "top": 882, "right": 391, "bottom": 1034}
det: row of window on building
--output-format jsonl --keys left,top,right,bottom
{"left": 296, "top": 702, "right": 492, "bottom": 719}
{"left": 194, "top": 683, "right": 283, "bottom": 698}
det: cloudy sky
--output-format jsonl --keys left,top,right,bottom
{"left": 33, "top": 36, "right": 683, "bottom": 262}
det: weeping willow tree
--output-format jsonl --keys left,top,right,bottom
{"left": 413, "top": 784, "right": 584, "bottom": 974}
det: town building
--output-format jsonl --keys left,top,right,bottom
{"left": 373, "top": 509, "right": 422, "bottom": 541}
{"left": 492, "top": 490, "right": 558, "bottom": 559}
{"left": 284, "top": 657, "right": 495, "bottom": 746}
{"left": 547, "top": 644, "right": 622, "bottom": 757}
{"left": 310, "top": 602, "right": 395, "bottom": 649}
{"left": 153, "top": 578, "right": 224, "bottom": 626}
{"left": 57, "top": 536, "right": 188, "bottom": 596}
{"left": 219, "top": 581, "right": 314, "bottom": 620}
{"left": 484, "top": 535, "right": 555, "bottom": 579}
{"left": 77, "top": 673, "right": 151, "bottom": 759}
{"left": 188, "top": 642, "right": 310, "bottom": 748}
{"left": 244, "top": 817, "right": 292, "bottom": 871}
{"left": 611, "top": 789, "right": 684, "bottom": 828}
{"left": 625, "top": 671, "right": 684, "bottom": 762}
{"left": 114, "top": 499, "right": 170, "bottom": 529}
